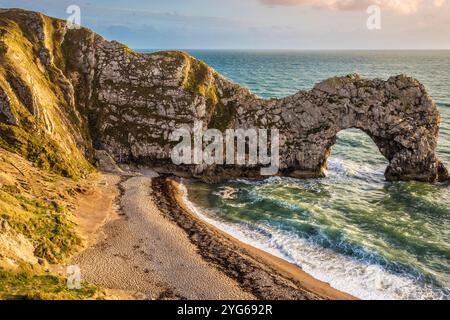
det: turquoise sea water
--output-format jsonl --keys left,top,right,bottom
{"left": 146, "top": 50, "right": 450, "bottom": 299}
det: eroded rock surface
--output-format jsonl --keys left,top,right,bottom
{"left": 0, "top": 9, "right": 447, "bottom": 182}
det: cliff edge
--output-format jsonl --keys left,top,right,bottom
{"left": 0, "top": 8, "right": 448, "bottom": 182}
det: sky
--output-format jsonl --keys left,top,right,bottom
{"left": 1, "top": 0, "right": 450, "bottom": 49}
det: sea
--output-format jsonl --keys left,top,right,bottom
{"left": 142, "top": 50, "right": 450, "bottom": 300}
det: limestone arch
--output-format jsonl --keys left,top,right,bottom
{"left": 280, "top": 75, "right": 448, "bottom": 182}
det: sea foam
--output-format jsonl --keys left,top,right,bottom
{"left": 179, "top": 181, "right": 449, "bottom": 300}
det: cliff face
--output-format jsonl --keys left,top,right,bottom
{"left": 0, "top": 9, "right": 94, "bottom": 179}
{"left": 0, "top": 9, "right": 448, "bottom": 182}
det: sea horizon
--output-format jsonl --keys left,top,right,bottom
{"left": 0, "top": 4, "right": 449, "bottom": 306}
{"left": 176, "top": 49, "right": 450, "bottom": 300}
{"left": 136, "top": 48, "right": 450, "bottom": 51}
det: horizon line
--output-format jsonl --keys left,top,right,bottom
{"left": 133, "top": 48, "right": 450, "bottom": 51}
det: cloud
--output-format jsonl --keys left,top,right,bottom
{"left": 258, "top": 0, "right": 447, "bottom": 14}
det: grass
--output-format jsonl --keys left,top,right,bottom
{"left": 182, "top": 54, "right": 236, "bottom": 131}
{"left": 0, "top": 11, "right": 95, "bottom": 180}
{"left": 0, "top": 186, "right": 81, "bottom": 263}
{"left": 183, "top": 56, "right": 212, "bottom": 97}
{"left": 0, "top": 123, "right": 94, "bottom": 180}
{"left": 0, "top": 148, "right": 102, "bottom": 300}
{"left": 0, "top": 266, "right": 101, "bottom": 300}
{"left": 0, "top": 10, "right": 115, "bottom": 300}
{"left": 208, "top": 99, "right": 237, "bottom": 131}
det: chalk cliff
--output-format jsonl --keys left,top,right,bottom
{"left": 0, "top": 9, "right": 448, "bottom": 182}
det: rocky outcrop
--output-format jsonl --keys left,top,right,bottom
{"left": 0, "top": 86, "right": 17, "bottom": 125}
{"left": 0, "top": 218, "right": 38, "bottom": 268}
{"left": 0, "top": 9, "right": 447, "bottom": 182}
{"left": 0, "top": 9, "right": 94, "bottom": 179}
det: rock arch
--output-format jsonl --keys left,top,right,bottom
{"left": 256, "top": 74, "right": 449, "bottom": 182}
{"left": 2, "top": 10, "right": 445, "bottom": 183}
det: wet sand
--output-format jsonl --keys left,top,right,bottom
{"left": 71, "top": 169, "right": 355, "bottom": 300}
{"left": 154, "top": 177, "right": 355, "bottom": 300}
{"left": 72, "top": 172, "right": 253, "bottom": 299}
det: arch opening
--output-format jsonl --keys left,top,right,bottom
{"left": 324, "top": 128, "right": 389, "bottom": 180}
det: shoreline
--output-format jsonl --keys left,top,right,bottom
{"left": 153, "top": 176, "right": 355, "bottom": 300}
{"left": 70, "top": 168, "right": 354, "bottom": 300}
{"left": 71, "top": 171, "right": 253, "bottom": 300}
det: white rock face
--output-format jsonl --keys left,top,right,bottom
{"left": 73, "top": 34, "right": 446, "bottom": 182}
{"left": 0, "top": 9, "right": 447, "bottom": 183}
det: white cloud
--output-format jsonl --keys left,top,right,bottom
{"left": 259, "top": 0, "right": 447, "bottom": 14}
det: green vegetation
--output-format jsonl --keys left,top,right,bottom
{"left": 0, "top": 10, "right": 94, "bottom": 180}
{"left": 0, "top": 185, "right": 81, "bottom": 263}
{"left": 0, "top": 265, "right": 100, "bottom": 300}
{"left": 208, "top": 100, "right": 237, "bottom": 131}
{"left": 183, "top": 56, "right": 212, "bottom": 96}
{"left": 0, "top": 147, "right": 102, "bottom": 300}
{"left": 0, "top": 124, "right": 93, "bottom": 180}
{"left": 182, "top": 54, "right": 236, "bottom": 130}
{"left": 182, "top": 54, "right": 221, "bottom": 106}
